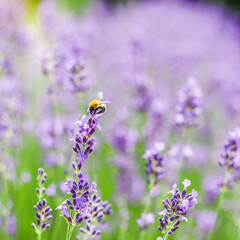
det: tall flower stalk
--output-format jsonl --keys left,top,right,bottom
{"left": 57, "top": 92, "right": 112, "bottom": 240}
{"left": 31, "top": 168, "right": 52, "bottom": 240}
{"left": 138, "top": 142, "right": 166, "bottom": 240}
{"left": 158, "top": 179, "right": 198, "bottom": 240}
{"left": 209, "top": 128, "right": 240, "bottom": 239}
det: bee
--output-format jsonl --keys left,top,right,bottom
{"left": 88, "top": 92, "right": 110, "bottom": 115}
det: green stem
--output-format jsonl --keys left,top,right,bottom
{"left": 66, "top": 211, "right": 77, "bottom": 240}
{"left": 139, "top": 184, "right": 154, "bottom": 240}
{"left": 116, "top": 199, "right": 128, "bottom": 240}
{"left": 237, "top": 224, "right": 240, "bottom": 240}
{"left": 67, "top": 225, "right": 75, "bottom": 240}
{"left": 208, "top": 188, "right": 226, "bottom": 240}
{"left": 178, "top": 128, "right": 190, "bottom": 170}
{"left": 66, "top": 223, "right": 70, "bottom": 240}
{"left": 162, "top": 222, "right": 174, "bottom": 240}
{"left": 37, "top": 232, "right": 42, "bottom": 240}
{"left": 163, "top": 233, "right": 169, "bottom": 240}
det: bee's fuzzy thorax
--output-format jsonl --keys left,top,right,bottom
{"left": 89, "top": 100, "right": 99, "bottom": 108}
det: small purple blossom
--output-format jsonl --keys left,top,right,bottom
{"left": 174, "top": 77, "right": 202, "bottom": 128}
{"left": 66, "top": 59, "right": 89, "bottom": 93}
{"left": 219, "top": 128, "right": 240, "bottom": 188}
{"left": 158, "top": 179, "right": 197, "bottom": 237}
{"left": 31, "top": 169, "right": 52, "bottom": 235}
{"left": 6, "top": 214, "right": 16, "bottom": 236}
{"left": 143, "top": 142, "right": 166, "bottom": 185}
{"left": 72, "top": 114, "right": 99, "bottom": 169}
{"left": 220, "top": 128, "right": 240, "bottom": 170}
{"left": 137, "top": 213, "right": 155, "bottom": 230}
{"left": 195, "top": 211, "right": 216, "bottom": 237}
{"left": 72, "top": 93, "right": 109, "bottom": 171}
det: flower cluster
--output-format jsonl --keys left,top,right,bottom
{"left": 174, "top": 77, "right": 202, "bottom": 128}
{"left": 219, "top": 128, "right": 240, "bottom": 188}
{"left": 31, "top": 169, "right": 52, "bottom": 235}
{"left": 79, "top": 193, "right": 112, "bottom": 238}
{"left": 57, "top": 174, "right": 111, "bottom": 225}
{"left": 72, "top": 114, "right": 99, "bottom": 170}
{"left": 143, "top": 142, "right": 166, "bottom": 186}
{"left": 158, "top": 179, "right": 198, "bottom": 237}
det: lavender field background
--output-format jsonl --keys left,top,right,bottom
{"left": 1, "top": 0, "right": 240, "bottom": 240}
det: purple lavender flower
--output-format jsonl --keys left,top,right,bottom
{"left": 66, "top": 59, "right": 89, "bottom": 93}
{"left": 0, "top": 199, "right": 16, "bottom": 236}
{"left": 219, "top": 128, "right": 240, "bottom": 188}
{"left": 6, "top": 214, "right": 16, "bottom": 236}
{"left": 137, "top": 212, "right": 155, "bottom": 230}
{"left": 111, "top": 125, "right": 138, "bottom": 153}
{"left": 111, "top": 123, "right": 144, "bottom": 203}
{"left": 174, "top": 77, "right": 202, "bottom": 128}
{"left": 158, "top": 179, "right": 197, "bottom": 238}
{"left": 202, "top": 174, "right": 220, "bottom": 203}
{"left": 114, "top": 157, "right": 145, "bottom": 202}
{"left": 220, "top": 128, "right": 240, "bottom": 169}
{"left": 72, "top": 114, "right": 99, "bottom": 171}
{"left": 143, "top": 142, "right": 166, "bottom": 185}
{"left": 57, "top": 93, "right": 112, "bottom": 240}
{"left": 38, "top": 114, "right": 76, "bottom": 167}
{"left": 195, "top": 211, "right": 216, "bottom": 238}
{"left": 31, "top": 169, "right": 52, "bottom": 236}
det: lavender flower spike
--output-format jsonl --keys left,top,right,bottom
{"left": 31, "top": 169, "right": 52, "bottom": 238}
{"left": 219, "top": 127, "right": 240, "bottom": 188}
{"left": 57, "top": 92, "right": 112, "bottom": 240}
{"left": 143, "top": 142, "right": 166, "bottom": 185}
{"left": 157, "top": 179, "right": 197, "bottom": 239}
{"left": 174, "top": 77, "right": 202, "bottom": 128}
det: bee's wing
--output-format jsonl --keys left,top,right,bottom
{"left": 96, "top": 92, "right": 103, "bottom": 101}
{"left": 99, "top": 101, "right": 110, "bottom": 104}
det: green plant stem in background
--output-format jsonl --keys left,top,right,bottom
{"left": 208, "top": 186, "right": 227, "bottom": 240}
{"left": 178, "top": 128, "right": 191, "bottom": 170}
{"left": 139, "top": 182, "right": 154, "bottom": 240}
{"left": 116, "top": 198, "right": 129, "bottom": 240}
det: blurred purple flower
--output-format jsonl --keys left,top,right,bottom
{"left": 137, "top": 212, "right": 155, "bottom": 230}
{"left": 202, "top": 175, "right": 220, "bottom": 203}
{"left": 174, "top": 77, "right": 202, "bottom": 128}
{"left": 111, "top": 125, "right": 138, "bottom": 153}
{"left": 20, "top": 171, "right": 31, "bottom": 183}
{"left": 143, "top": 142, "right": 166, "bottom": 185}
{"left": 46, "top": 184, "right": 56, "bottom": 197}
{"left": 6, "top": 214, "right": 16, "bottom": 236}
{"left": 195, "top": 211, "right": 216, "bottom": 237}
{"left": 219, "top": 128, "right": 240, "bottom": 188}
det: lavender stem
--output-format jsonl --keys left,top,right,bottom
{"left": 37, "top": 232, "right": 42, "bottom": 240}
{"left": 208, "top": 171, "right": 228, "bottom": 240}
{"left": 162, "top": 222, "right": 174, "bottom": 240}
{"left": 139, "top": 183, "right": 154, "bottom": 240}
